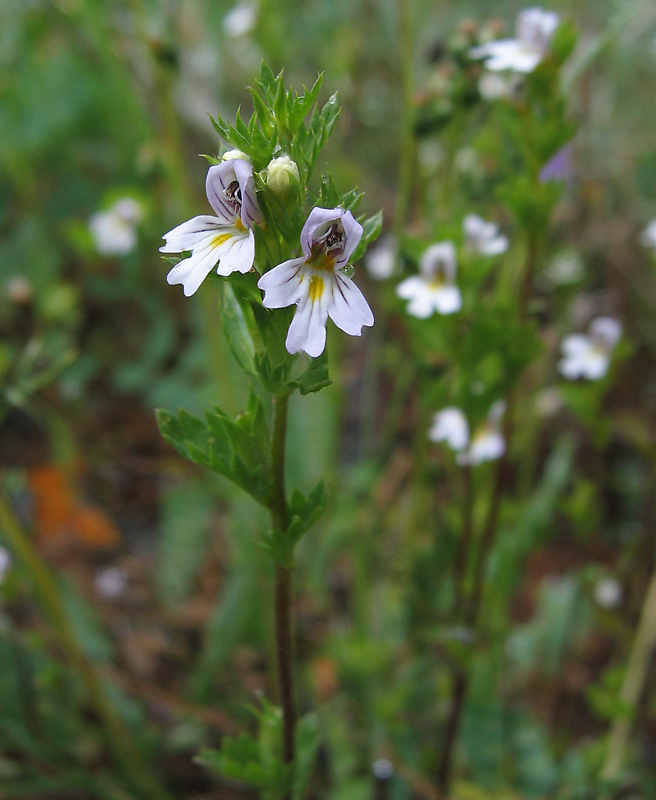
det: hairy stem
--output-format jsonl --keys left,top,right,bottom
{"left": 270, "top": 394, "right": 296, "bottom": 767}
{"left": 0, "top": 492, "right": 170, "bottom": 800}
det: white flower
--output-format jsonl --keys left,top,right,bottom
{"left": 396, "top": 242, "right": 461, "bottom": 318}
{"left": 428, "top": 407, "right": 470, "bottom": 452}
{"left": 463, "top": 214, "right": 509, "bottom": 256}
{"left": 594, "top": 577, "right": 622, "bottom": 609}
{"left": 94, "top": 566, "right": 128, "bottom": 599}
{"left": 640, "top": 219, "right": 656, "bottom": 249}
{"left": 365, "top": 235, "right": 398, "bottom": 281}
{"left": 429, "top": 402, "right": 506, "bottom": 466}
{"left": 257, "top": 207, "right": 374, "bottom": 358}
{"left": 161, "top": 159, "right": 262, "bottom": 297}
{"left": 223, "top": 2, "right": 257, "bottom": 37}
{"left": 470, "top": 7, "right": 559, "bottom": 74}
{"left": 559, "top": 317, "right": 622, "bottom": 381}
{"left": 89, "top": 197, "right": 143, "bottom": 256}
{"left": 478, "top": 72, "right": 522, "bottom": 100}
{"left": 543, "top": 249, "right": 584, "bottom": 286}
{"left": 0, "top": 546, "right": 11, "bottom": 584}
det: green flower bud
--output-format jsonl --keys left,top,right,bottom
{"left": 265, "top": 155, "right": 300, "bottom": 199}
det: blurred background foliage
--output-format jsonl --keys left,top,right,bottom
{"left": 2, "top": 0, "right": 656, "bottom": 798}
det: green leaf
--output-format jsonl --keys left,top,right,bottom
{"left": 156, "top": 392, "right": 272, "bottom": 504}
{"left": 221, "top": 283, "right": 257, "bottom": 377}
{"left": 351, "top": 210, "right": 384, "bottom": 263}
{"left": 292, "top": 714, "right": 321, "bottom": 800}
{"left": 297, "top": 350, "right": 331, "bottom": 396}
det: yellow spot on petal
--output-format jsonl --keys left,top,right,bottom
{"left": 235, "top": 217, "right": 246, "bottom": 232}
{"left": 307, "top": 248, "right": 335, "bottom": 271}
{"left": 211, "top": 232, "right": 234, "bottom": 248}
{"left": 309, "top": 275, "right": 324, "bottom": 303}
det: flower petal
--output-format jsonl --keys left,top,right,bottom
{"left": 434, "top": 286, "right": 462, "bottom": 315}
{"left": 300, "top": 207, "right": 363, "bottom": 265}
{"left": 420, "top": 242, "right": 457, "bottom": 282}
{"left": 215, "top": 228, "right": 255, "bottom": 276}
{"left": 429, "top": 408, "right": 469, "bottom": 451}
{"left": 205, "top": 163, "right": 241, "bottom": 223}
{"left": 396, "top": 275, "right": 427, "bottom": 300}
{"left": 232, "top": 158, "right": 263, "bottom": 227}
{"left": 327, "top": 273, "right": 374, "bottom": 336}
{"left": 166, "top": 244, "right": 221, "bottom": 296}
{"left": 160, "top": 216, "right": 224, "bottom": 253}
{"left": 285, "top": 290, "right": 329, "bottom": 358}
{"left": 258, "top": 258, "right": 306, "bottom": 308}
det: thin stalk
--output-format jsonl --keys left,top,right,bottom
{"left": 269, "top": 394, "right": 296, "bottom": 768}
{"left": 393, "top": 0, "right": 415, "bottom": 240}
{"left": 600, "top": 556, "right": 656, "bottom": 782}
{"left": 436, "top": 670, "right": 467, "bottom": 795}
{"left": 0, "top": 492, "right": 170, "bottom": 800}
{"left": 453, "top": 464, "right": 474, "bottom": 610}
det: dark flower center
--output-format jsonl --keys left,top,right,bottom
{"left": 224, "top": 180, "right": 242, "bottom": 210}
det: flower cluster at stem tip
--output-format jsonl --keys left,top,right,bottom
{"left": 161, "top": 151, "right": 374, "bottom": 358}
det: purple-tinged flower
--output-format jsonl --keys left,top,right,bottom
{"left": 161, "top": 157, "right": 262, "bottom": 296}
{"left": 396, "top": 242, "right": 461, "bottom": 318}
{"left": 539, "top": 144, "right": 573, "bottom": 183}
{"left": 257, "top": 207, "right": 374, "bottom": 358}
{"left": 470, "top": 7, "right": 559, "bottom": 74}
{"left": 559, "top": 317, "right": 622, "bottom": 380}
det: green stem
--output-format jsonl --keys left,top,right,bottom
{"left": 453, "top": 464, "right": 474, "bottom": 611}
{"left": 393, "top": 0, "right": 415, "bottom": 240}
{"left": 269, "top": 394, "right": 296, "bottom": 768}
{"left": 0, "top": 492, "right": 170, "bottom": 800}
{"left": 600, "top": 556, "right": 656, "bottom": 782}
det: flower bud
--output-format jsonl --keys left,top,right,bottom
{"left": 222, "top": 149, "right": 250, "bottom": 162}
{"left": 265, "top": 155, "right": 300, "bottom": 200}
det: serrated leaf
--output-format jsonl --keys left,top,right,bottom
{"left": 351, "top": 210, "right": 384, "bottom": 262}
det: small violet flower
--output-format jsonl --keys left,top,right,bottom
{"left": 90, "top": 197, "right": 143, "bottom": 257}
{"left": 463, "top": 214, "right": 509, "bottom": 256}
{"left": 539, "top": 144, "right": 573, "bottom": 183}
{"left": 161, "top": 155, "right": 262, "bottom": 296}
{"left": 558, "top": 316, "right": 622, "bottom": 381}
{"left": 257, "top": 207, "right": 374, "bottom": 358}
{"left": 396, "top": 242, "right": 461, "bottom": 318}
{"left": 470, "top": 7, "right": 559, "bottom": 74}
{"left": 640, "top": 219, "right": 656, "bottom": 249}
{"left": 429, "top": 402, "right": 506, "bottom": 466}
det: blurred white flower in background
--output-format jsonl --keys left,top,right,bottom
{"left": 428, "top": 407, "right": 470, "bottom": 452}
{"left": 6, "top": 275, "right": 33, "bottom": 305}
{"left": 640, "top": 219, "right": 656, "bottom": 249}
{"left": 223, "top": 2, "right": 258, "bottom": 37}
{"left": 478, "top": 72, "right": 521, "bottom": 101}
{"left": 470, "top": 7, "right": 559, "bottom": 74}
{"left": 0, "top": 547, "right": 11, "bottom": 583}
{"left": 559, "top": 316, "right": 622, "bottom": 380}
{"left": 594, "top": 577, "right": 622, "bottom": 609}
{"left": 534, "top": 387, "right": 564, "bottom": 417}
{"left": 543, "top": 249, "right": 585, "bottom": 286}
{"left": 463, "top": 214, "right": 509, "bottom": 256}
{"left": 89, "top": 197, "right": 144, "bottom": 257}
{"left": 95, "top": 566, "right": 128, "bottom": 599}
{"left": 365, "top": 235, "right": 398, "bottom": 280}
{"left": 429, "top": 401, "right": 506, "bottom": 466}
{"left": 396, "top": 242, "right": 462, "bottom": 318}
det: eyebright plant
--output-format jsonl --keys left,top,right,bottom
{"left": 155, "top": 64, "right": 382, "bottom": 799}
